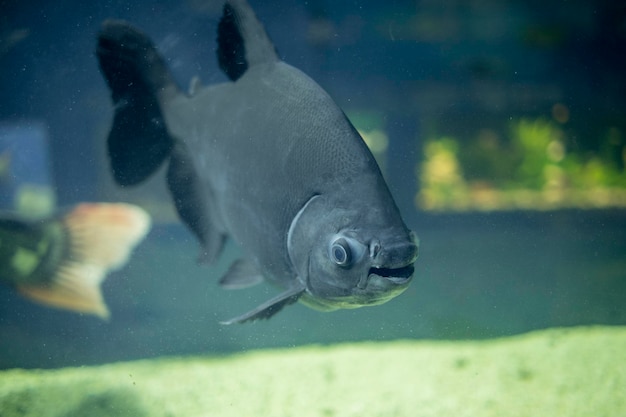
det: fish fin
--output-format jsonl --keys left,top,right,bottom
{"left": 217, "top": 0, "right": 279, "bottom": 81}
{"left": 97, "top": 20, "right": 179, "bottom": 186}
{"left": 220, "top": 285, "right": 304, "bottom": 325}
{"left": 18, "top": 264, "right": 111, "bottom": 319}
{"left": 219, "top": 259, "right": 264, "bottom": 289}
{"left": 167, "top": 143, "right": 226, "bottom": 264}
{"left": 188, "top": 75, "right": 202, "bottom": 96}
{"left": 18, "top": 203, "right": 151, "bottom": 319}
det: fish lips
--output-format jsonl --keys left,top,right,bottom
{"left": 355, "top": 240, "right": 418, "bottom": 303}
{"left": 353, "top": 267, "right": 414, "bottom": 306}
{"left": 367, "top": 263, "right": 415, "bottom": 286}
{"left": 358, "top": 262, "right": 414, "bottom": 294}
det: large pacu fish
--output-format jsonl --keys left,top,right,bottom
{"left": 96, "top": 0, "right": 419, "bottom": 323}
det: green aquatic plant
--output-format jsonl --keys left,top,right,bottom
{"left": 417, "top": 118, "right": 626, "bottom": 211}
{"left": 417, "top": 137, "right": 469, "bottom": 210}
{"left": 510, "top": 118, "right": 564, "bottom": 190}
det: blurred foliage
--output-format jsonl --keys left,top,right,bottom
{"left": 419, "top": 138, "right": 469, "bottom": 210}
{"left": 417, "top": 118, "right": 626, "bottom": 211}
{"left": 15, "top": 183, "right": 55, "bottom": 219}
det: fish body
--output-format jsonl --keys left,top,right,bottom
{"left": 0, "top": 203, "right": 150, "bottom": 318}
{"left": 0, "top": 215, "right": 66, "bottom": 286}
{"left": 97, "top": 0, "right": 418, "bottom": 323}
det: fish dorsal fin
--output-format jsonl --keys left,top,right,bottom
{"left": 217, "top": 0, "right": 279, "bottom": 81}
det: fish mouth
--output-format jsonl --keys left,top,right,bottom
{"left": 366, "top": 264, "right": 415, "bottom": 286}
{"left": 365, "top": 232, "right": 418, "bottom": 287}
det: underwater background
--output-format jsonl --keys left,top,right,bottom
{"left": 0, "top": 2, "right": 625, "bottom": 413}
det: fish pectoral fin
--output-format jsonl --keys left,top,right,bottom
{"left": 219, "top": 259, "right": 264, "bottom": 289}
{"left": 220, "top": 285, "right": 305, "bottom": 325}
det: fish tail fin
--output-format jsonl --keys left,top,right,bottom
{"left": 17, "top": 203, "right": 151, "bottom": 319}
{"left": 217, "top": 0, "right": 279, "bottom": 81}
{"left": 97, "top": 20, "right": 179, "bottom": 186}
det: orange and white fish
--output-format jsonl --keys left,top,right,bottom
{"left": 0, "top": 203, "right": 150, "bottom": 318}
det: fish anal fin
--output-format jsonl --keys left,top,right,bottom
{"left": 167, "top": 143, "right": 225, "bottom": 264}
{"left": 219, "top": 259, "right": 264, "bottom": 289}
{"left": 220, "top": 285, "right": 304, "bottom": 325}
{"left": 17, "top": 263, "right": 110, "bottom": 319}
{"left": 217, "top": 0, "right": 279, "bottom": 81}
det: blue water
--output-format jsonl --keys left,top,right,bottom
{"left": 1, "top": 209, "right": 624, "bottom": 368}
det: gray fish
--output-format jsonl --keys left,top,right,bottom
{"left": 96, "top": 0, "right": 419, "bottom": 324}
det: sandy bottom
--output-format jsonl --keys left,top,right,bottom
{"left": 0, "top": 326, "right": 624, "bottom": 417}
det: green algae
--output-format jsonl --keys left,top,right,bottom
{"left": 1, "top": 326, "right": 624, "bottom": 417}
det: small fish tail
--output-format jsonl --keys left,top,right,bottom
{"left": 97, "top": 20, "right": 179, "bottom": 186}
{"left": 17, "top": 203, "right": 151, "bottom": 319}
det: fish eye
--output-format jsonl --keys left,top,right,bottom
{"left": 330, "top": 237, "right": 351, "bottom": 267}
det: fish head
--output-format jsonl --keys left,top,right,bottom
{"left": 288, "top": 195, "right": 419, "bottom": 311}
